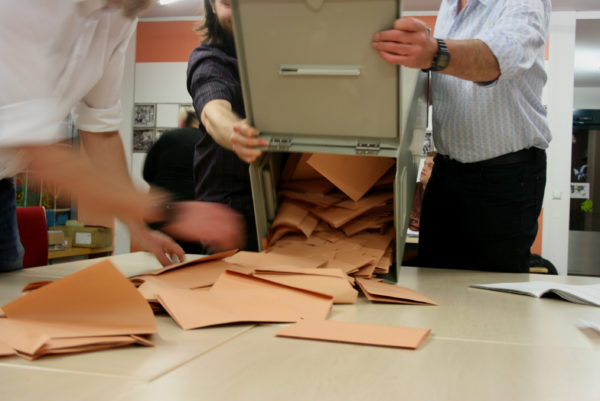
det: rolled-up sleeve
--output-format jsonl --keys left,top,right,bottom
{"left": 475, "top": 0, "right": 549, "bottom": 81}
{"left": 187, "top": 51, "right": 236, "bottom": 117}
{"left": 72, "top": 16, "right": 136, "bottom": 133}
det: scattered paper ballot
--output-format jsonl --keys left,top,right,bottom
{"left": 356, "top": 278, "right": 438, "bottom": 305}
{"left": 276, "top": 319, "right": 430, "bottom": 350}
{"left": 0, "top": 261, "right": 157, "bottom": 360}
{"left": 470, "top": 281, "right": 600, "bottom": 307}
{"left": 155, "top": 270, "right": 333, "bottom": 330}
{"left": 252, "top": 266, "right": 358, "bottom": 304}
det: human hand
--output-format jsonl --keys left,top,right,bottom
{"left": 128, "top": 223, "right": 186, "bottom": 266}
{"left": 161, "top": 201, "right": 246, "bottom": 252}
{"left": 230, "top": 119, "right": 267, "bottom": 163}
{"left": 371, "top": 17, "right": 437, "bottom": 69}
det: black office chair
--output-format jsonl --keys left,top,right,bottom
{"left": 529, "top": 253, "right": 558, "bottom": 275}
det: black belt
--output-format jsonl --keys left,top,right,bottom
{"left": 438, "top": 148, "right": 544, "bottom": 167}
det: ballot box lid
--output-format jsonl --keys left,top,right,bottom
{"left": 232, "top": 0, "right": 427, "bottom": 156}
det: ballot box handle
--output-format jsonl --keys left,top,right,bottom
{"left": 280, "top": 65, "right": 361, "bottom": 77}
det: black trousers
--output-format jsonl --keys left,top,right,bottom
{"left": 418, "top": 148, "right": 546, "bottom": 273}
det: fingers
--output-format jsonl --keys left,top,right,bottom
{"left": 372, "top": 17, "right": 433, "bottom": 68}
{"left": 161, "top": 240, "right": 186, "bottom": 265}
{"left": 131, "top": 224, "right": 186, "bottom": 266}
{"left": 231, "top": 120, "right": 267, "bottom": 163}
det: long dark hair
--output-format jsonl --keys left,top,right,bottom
{"left": 196, "top": 0, "right": 230, "bottom": 47}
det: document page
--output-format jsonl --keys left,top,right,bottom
{"left": 470, "top": 281, "right": 600, "bottom": 307}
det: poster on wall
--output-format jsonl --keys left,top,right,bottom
{"left": 133, "top": 104, "right": 156, "bottom": 127}
{"left": 571, "top": 182, "right": 590, "bottom": 199}
{"left": 133, "top": 128, "right": 154, "bottom": 152}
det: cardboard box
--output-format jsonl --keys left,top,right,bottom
{"left": 50, "top": 225, "right": 112, "bottom": 248}
{"left": 47, "top": 230, "right": 65, "bottom": 246}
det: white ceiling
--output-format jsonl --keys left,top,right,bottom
{"left": 140, "top": 0, "right": 600, "bottom": 87}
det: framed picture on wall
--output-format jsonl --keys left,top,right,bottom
{"left": 133, "top": 128, "right": 154, "bottom": 152}
{"left": 133, "top": 104, "right": 156, "bottom": 127}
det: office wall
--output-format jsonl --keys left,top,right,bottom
{"left": 574, "top": 87, "right": 600, "bottom": 109}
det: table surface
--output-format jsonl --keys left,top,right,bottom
{"left": 1, "top": 252, "right": 599, "bottom": 401}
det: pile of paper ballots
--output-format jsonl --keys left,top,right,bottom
{"left": 0, "top": 261, "right": 156, "bottom": 360}
{"left": 266, "top": 153, "right": 397, "bottom": 277}
{"left": 129, "top": 249, "right": 433, "bottom": 349}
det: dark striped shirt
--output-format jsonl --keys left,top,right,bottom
{"left": 186, "top": 40, "right": 257, "bottom": 251}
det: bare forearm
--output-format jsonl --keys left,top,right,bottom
{"left": 372, "top": 17, "right": 501, "bottom": 84}
{"left": 22, "top": 144, "right": 161, "bottom": 223}
{"left": 442, "top": 39, "right": 500, "bottom": 83}
{"left": 200, "top": 99, "right": 238, "bottom": 150}
{"left": 79, "top": 130, "right": 133, "bottom": 187}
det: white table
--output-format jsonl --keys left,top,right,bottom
{"left": 1, "top": 253, "right": 599, "bottom": 401}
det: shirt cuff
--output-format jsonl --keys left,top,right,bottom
{"left": 72, "top": 100, "right": 123, "bottom": 132}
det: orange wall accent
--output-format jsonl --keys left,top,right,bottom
{"left": 136, "top": 21, "right": 201, "bottom": 63}
{"left": 413, "top": 15, "right": 437, "bottom": 34}
{"left": 531, "top": 209, "right": 543, "bottom": 255}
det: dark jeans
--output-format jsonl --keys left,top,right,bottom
{"left": 0, "top": 178, "right": 24, "bottom": 272}
{"left": 418, "top": 149, "right": 546, "bottom": 273}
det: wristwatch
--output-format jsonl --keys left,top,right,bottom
{"left": 430, "top": 38, "right": 450, "bottom": 72}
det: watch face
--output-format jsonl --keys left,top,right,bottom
{"left": 432, "top": 39, "right": 450, "bottom": 71}
{"left": 437, "top": 53, "right": 450, "bottom": 69}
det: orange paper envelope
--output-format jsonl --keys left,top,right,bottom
{"left": 306, "top": 154, "right": 395, "bottom": 201}
{"left": 0, "top": 340, "right": 15, "bottom": 357}
{"left": 271, "top": 200, "right": 319, "bottom": 238}
{"left": 254, "top": 273, "right": 358, "bottom": 304}
{"left": 356, "top": 278, "right": 438, "bottom": 306}
{"left": 2, "top": 261, "right": 157, "bottom": 334}
{"left": 144, "top": 249, "right": 238, "bottom": 276}
{"left": 279, "top": 179, "right": 335, "bottom": 195}
{"left": 136, "top": 259, "right": 236, "bottom": 290}
{"left": 311, "top": 192, "right": 393, "bottom": 228}
{"left": 225, "top": 251, "right": 328, "bottom": 270}
{"left": 276, "top": 319, "right": 431, "bottom": 350}
{"left": 156, "top": 271, "right": 333, "bottom": 329}
{"left": 279, "top": 190, "right": 345, "bottom": 208}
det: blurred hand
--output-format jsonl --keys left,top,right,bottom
{"left": 230, "top": 119, "right": 267, "bottom": 163}
{"left": 161, "top": 201, "right": 246, "bottom": 252}
{"left": 128, "top": 223, "right": 185, "bottom": 266}
{"left": 371, "top": 17, "right": 437, "bottom": 69}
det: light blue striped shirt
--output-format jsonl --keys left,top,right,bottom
{"left": 432, "top": 0, "right": 551, "bottom": 163}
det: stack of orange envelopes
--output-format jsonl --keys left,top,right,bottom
{"left": 0, "top": 261, "right": 157, "bottom": 360}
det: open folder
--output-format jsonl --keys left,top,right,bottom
{"left": 0, "top": 261, "right": 156, "bottom": 360}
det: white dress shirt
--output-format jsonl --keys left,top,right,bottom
{"left": 432, "top": 0, "right": 552, "bottom": 163}
{"left": 0, "top": 0, "right": 136, "bottom": 178}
